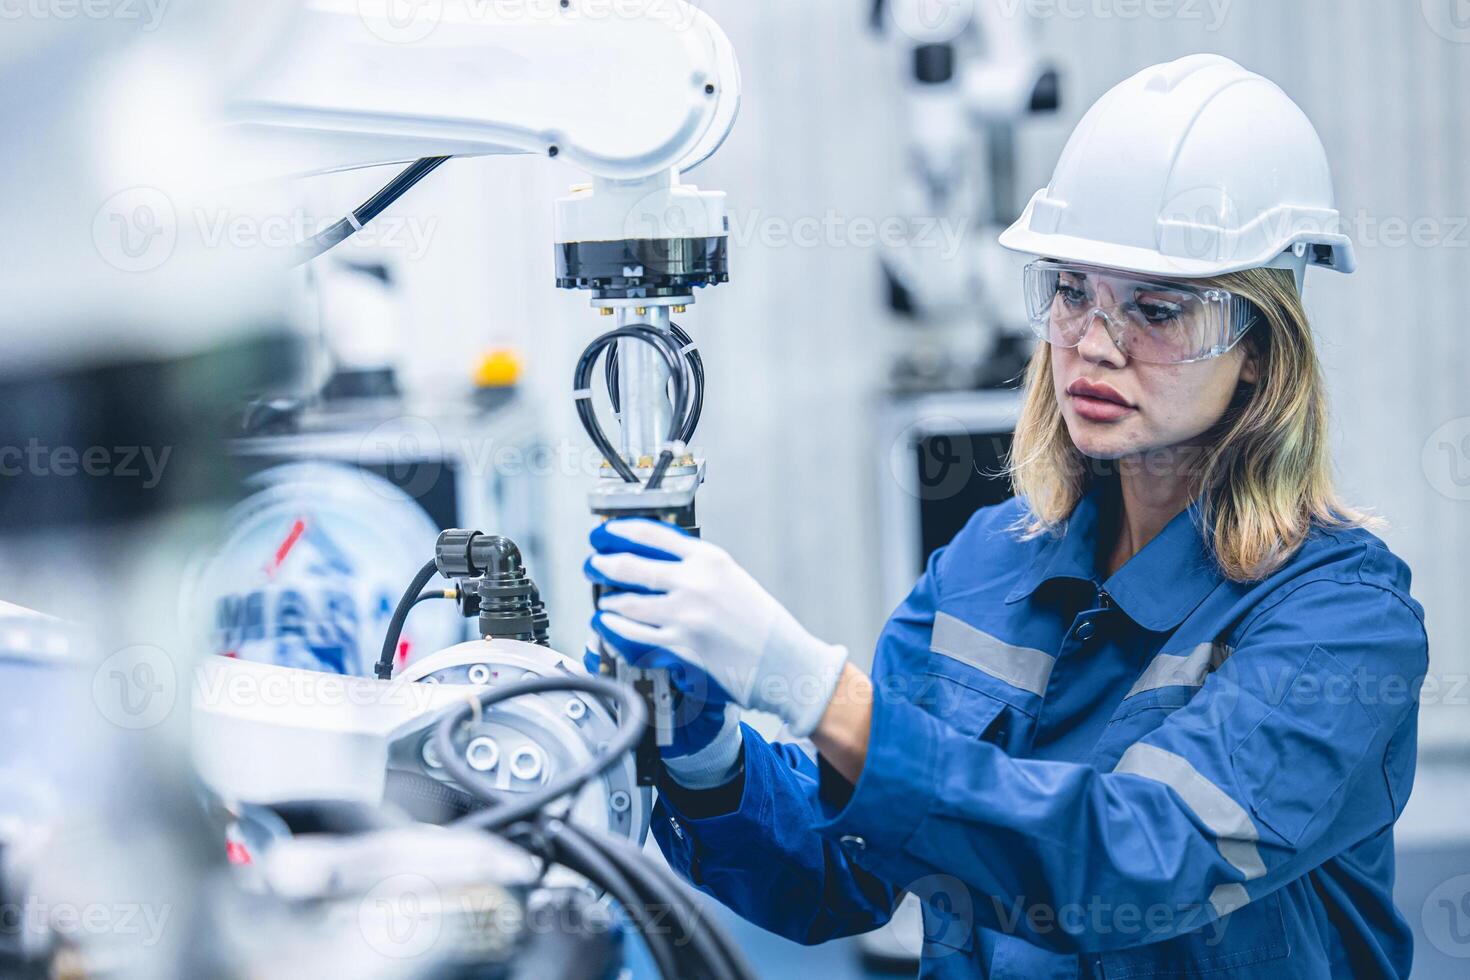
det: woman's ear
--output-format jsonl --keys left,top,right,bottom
{"left": 1239, "top": 346, "right": 1259, "bottom": 385}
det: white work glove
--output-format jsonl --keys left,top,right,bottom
{"left": 585, "top": 518, "right": 848, "bottom": 738}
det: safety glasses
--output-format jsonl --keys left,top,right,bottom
{"left": 1021, "top": 260, "right": 1257, "bottom": 364}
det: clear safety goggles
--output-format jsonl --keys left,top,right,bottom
{"left": 1021, "top": 260, "right": 1257, "bottom": 364}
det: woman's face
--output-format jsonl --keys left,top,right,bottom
{"left": 1048, "top": 270, "right": 1257, "bottom": 461}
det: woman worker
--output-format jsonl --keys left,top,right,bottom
{"left": 584, "top": 55, "right": 1429, "bottom": 978}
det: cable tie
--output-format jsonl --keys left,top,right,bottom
{"left": 345, "top": 213, "right": 364, "bottom": 232}
{"left": 572, "top": 387, "right": 594, "bottom": 400}
{"left": 462, "top": 691, "right": 483, "bottom": 725}
{"left": 679, "top": 342, "right": 698, "bottom": 356}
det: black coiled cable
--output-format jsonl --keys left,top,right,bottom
{"left": 439, "top": 674, "right": 647, "bottom": 832}
{"left": 574, "top": 322, "right": 702, "bottom": 488}
{"left": 605, "top": 322, "right": 704, "bottom": 445}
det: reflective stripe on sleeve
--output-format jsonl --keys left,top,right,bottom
{"left": 1125, "top": 641, "right": 1233, "bottom": 699}
{"left": 1113, "top": 742, "right": 1265, "bottom": 917}
{"left": 930, "top": 613, "right": 1056, "bottom": 697}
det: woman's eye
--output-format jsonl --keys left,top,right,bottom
{"left": 1136, "top": 300, "right": 1183, "bottom": 324}
{"left": 1056, "top": 283, "right": 1088, "bottom": 306}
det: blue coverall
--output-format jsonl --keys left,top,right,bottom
{"left": 652, "top": 483, "right": 1429, "bottom": 978}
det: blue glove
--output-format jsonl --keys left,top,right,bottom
{"left": 582, "top": 628, "right": 743, "bottom": 790}
{"left": 585, "top": 518, "right": 848, "bottom": 739}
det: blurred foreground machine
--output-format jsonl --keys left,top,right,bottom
{"left": 5, "top": 2, "right": 754, "bottom": 978}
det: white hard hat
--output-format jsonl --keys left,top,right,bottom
{"left": 1000, "top": 54, "right": 1355, "bottom": 287}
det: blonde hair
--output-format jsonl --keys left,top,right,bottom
{"left": 1006, "top": 266, "right": 1375, "bottom": 582}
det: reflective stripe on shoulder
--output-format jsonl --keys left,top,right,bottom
{"left": 1125, "top": 641, "right": 1234, "bottom": 699}
{"left": 1113, "top": 742, "right": 1265, "bottom": 917}
{"left": 930, "top": 612, "right": 1055, "bottom": 697}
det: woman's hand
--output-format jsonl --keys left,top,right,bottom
{"left": 584, "top": 518, "right": 849, "bottom": 738}
{"left": 581, "top": 638, "right": 743, "bottom": 788}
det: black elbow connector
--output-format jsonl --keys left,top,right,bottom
{"left": 432, "top": 530, "right": 548, "bottom": 643}
{"left": 434, "top": 529, "right": 524, "bottom": 578}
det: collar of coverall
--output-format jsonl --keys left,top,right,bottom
{"left": 1004, "top": 476, "right": 1226, "bottom": 633}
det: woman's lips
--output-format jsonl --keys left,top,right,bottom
{"left": 1070, "top": 393, "right": 1136, "bottom": 422}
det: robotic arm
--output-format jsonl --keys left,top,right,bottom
{"left": 221, "top": 0, "right": 738, "bottom": 276}
{"left": 196, "top": 0, "right": 739, "bottom": 827}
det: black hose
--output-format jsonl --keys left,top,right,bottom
{"left": 644, "top": 449, "right": 677, "bottom": 490}
{"left": 413, "top": 589, "right": 453, "bottom": 606}
{"left": 440, "top": 675, "right": 647, "bottom": 832}
{"left": 375, "top": 559, "right": 441, "bottom": 680}
{"left": 606, "top": 322, "right": 704, "bottom": 444}
{"left": 536, "top": 820, "right": 684, "bottom": 980}
{"left": 572, "top": 822, "right": 752, "bottom": 980}
{"left": 295, "top": 156, "right": 451, "bottom": 265}
{"left": 426, "top": 674, "right": 753, "bottom": 979}
{"left": 574, "top": 324, "right": 692, "bottom": 485}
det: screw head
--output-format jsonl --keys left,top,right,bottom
{"left": 466, "top": 736, "right": 500, "bottom": 772}
{"left": 510, "top": 747, "right": 544, "bottom": 781}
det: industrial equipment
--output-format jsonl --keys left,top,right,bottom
{"left": 3, "top": 2, "right": 751, "bottom": 977}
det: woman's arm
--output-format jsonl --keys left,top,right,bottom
{"left": 808, "top": 577, "right": 1427, "bottom": 954}
{"left": 812, "top": 663, "right": 873, "bottom": 785}
{"left": 651, "top": 720, "right": 901, "bottom": 945}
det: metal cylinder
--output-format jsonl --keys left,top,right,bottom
{"left": 615, "top": 305, "right": 675, "bottom": 463}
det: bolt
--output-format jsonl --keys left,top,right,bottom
{"left": 511, "top": 747, "right": 544, "bottom": 781}
{"left": 672, "top": 305, "right": 687, "bottom": 313}
{"left": 466, "top": 736, "right": 500, "bottom": 772}
{"left": 599, "top": 307, "right": 614, "bottom": 316}
{"left": 421, "top": 738, "right": 443, "bottom": 769}
{"left": 467, "top": 663, "right": 492, "bottom": 685}
{"left": 635, "top": 306, "right": 647, "bottom": 315}
{"left": 609, "top": 790, "right": 630, "bottom": 813}
{"left": 565, "top": 698, "right": 587, "bottom": 721}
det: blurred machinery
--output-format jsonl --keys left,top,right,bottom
{"left": 185, "top": 463, "right": 467, "bottom": 676}
{"left": 1, "top": 1, "right": 753, "bottom": 977}
{"left": 869, "top": 0, "right": 1046, "bottom": 623}
{"left": 872, "top": 0, "right": 1060, "bottom": 391}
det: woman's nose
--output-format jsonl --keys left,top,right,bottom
{"left": 1076, "top": 311, "right": 1128, "bottom": 365}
